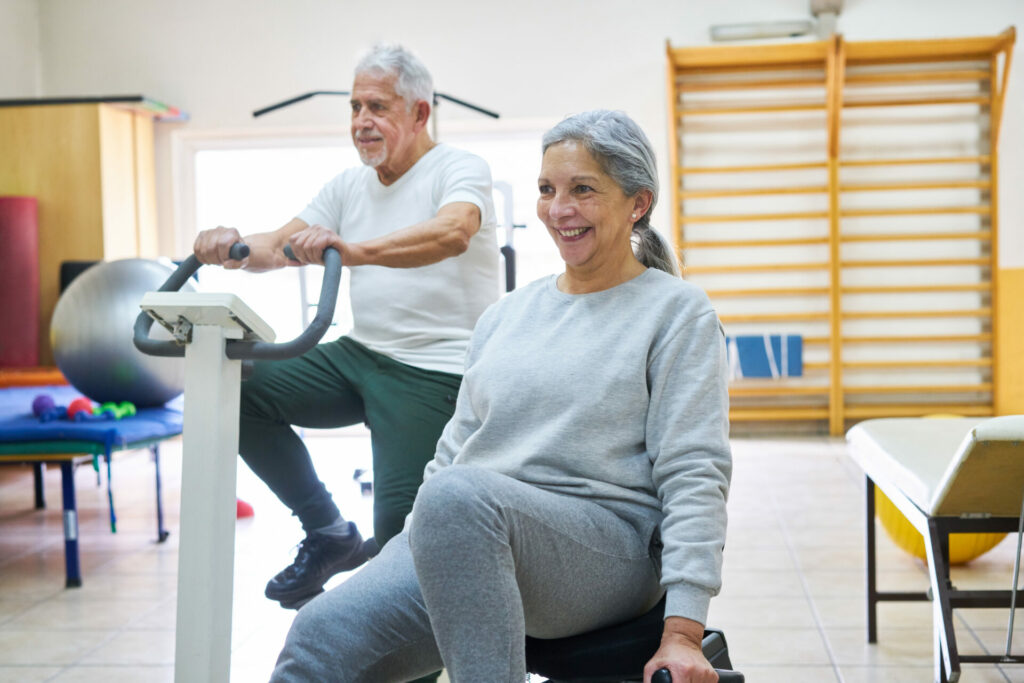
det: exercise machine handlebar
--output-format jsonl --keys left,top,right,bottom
{"left": 653, "top": 667, "right": 743, "bottom": 682}
{"left": 133, "top": 243, "right": 342, "bottom": 361}
{"left": 251, "top": 90, "right": 499, "bottom": 120}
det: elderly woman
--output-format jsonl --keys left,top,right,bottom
{"left": 272, "top": 110, "right": 731, "bottom": 683}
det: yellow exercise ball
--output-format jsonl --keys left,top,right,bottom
{"left": 874, "top": 413, "right": 1006, "bottom": 565}
{"left": 875, "top": 485, "right": 1006, "bottom": 565}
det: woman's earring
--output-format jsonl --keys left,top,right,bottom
{"left": 631, "top": 213, "right": 637, "bottom": 220}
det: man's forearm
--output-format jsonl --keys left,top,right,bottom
{"left": 346, "top": 202, "right": 480, "bottom": 268}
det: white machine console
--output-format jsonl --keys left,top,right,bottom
{"left": 140, "top": 291, "right": 275, "bottom": 343}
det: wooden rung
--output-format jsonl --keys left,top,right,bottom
{"left": 844, "top": 69, "right": 991, "bottom": 84}
{"left": 729, "top": 407, "right": 830, "bottom": 421}
{"left": 705, "top": 286, "right": 830, "bottom": 298}
{"left": 680, "top": 210, "right": 828, "bottom": 223}
{"left": 839, "top": 155, "right": 990, "bottom": 167}
{"left": 719, "top": 312, "right": 830, "bottom": 323}
{"left": 845, "top": 52, "right": 994, "bottom": 68}
{"left": 674, "top": 64, "right": 825, "bottom": 77}
{"left": 673, "top": 57, "right": 827, "bottom": 73}
{"left": 675, "top": 64, "right": 826, "bottom": 79}
{"left": 843, "top": 308, "right": 992, "bottom": 319}
{"left": 843, "top": 404, "right": 993, "bottom": 419}
{"left": 729, "top": 386, "right": 830, "bottom": 397}
{"left": 842, "top": 333, "right": 992, "bottom": 344}
{"left": 679, "top": 102, "right": 826, "bottom": 116}
{"left": 684, "top": 262, "right": 829, "bottom": 274}
{"left": 842, "top": 283, "right": 991, "bottom": 294}
{"left": 803, "top": 362, "right": 829, "bottom": 371}
{"left": 844, "top": 383, "right": 992, "bottom": 395}
{"left": 678, "top": 77, "right": 825, "bottom": 92}
{"left": 840, "top": 180, "right": 991, "bottom": 192}
{"left": 843, "top": 359, "right": 992, "bottom": 369}
{"left": 841, "top": 205, "right": 990, "bottom": 217}
{"left": 843, "top": 33, "right": 1012, "bottom": 62}
{"left": 840, "top": 230, "right": 992, "bottom": 243}
{"left": 681, "top": 237, "right": 829, "bottom": 249}
{"left": 803, "top": 336, "right": 831, "bottom": 345}
{"left": 668, "top": 42, "right": 831, "bottom": 69}
{"left": 841, "top": 257, "right": 990, "bottom": 268}
{"left": 843, "top": 95, "right": 989, "bottom": 108}
{"left": 679, "top": 161, "right": 828, "bottom": 174}
{"left": 679, "top": 185, "right": 828, "bottom": 198}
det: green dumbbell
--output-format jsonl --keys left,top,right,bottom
{"left": 93, "top": 401, "right": 137, "bottom": 419}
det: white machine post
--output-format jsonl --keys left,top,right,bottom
{"left": 135, "top": 245, "right": 341, "bottom": 683}
{"left": 175, "top": 323, "right": 243, "bottom": 683}
{"left": 138, "top": 291, "right": 275, "bottom": 683}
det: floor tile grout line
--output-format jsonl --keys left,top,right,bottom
{"left": 44, "top": 664, "right": 69, "bottom": 682}
{"left": 952, "top": 609, "right": 1013, "bottom": 683}
{"left": 13, "top": 558, "right": 175, "bottom": 677}
{"left": 768, "top": 485, "right": 846, "bottom": 683}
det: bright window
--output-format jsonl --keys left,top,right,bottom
{"left": 189, "top": 129, "right": 561, "bottom": 343}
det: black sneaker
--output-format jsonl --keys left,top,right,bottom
{"left": 265, "top": 523, "right": 369, "bottom": 606}
{"left": 277, "top": 589, "right": 324, "bottom": 611}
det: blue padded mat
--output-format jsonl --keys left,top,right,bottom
{"left": 0, "top": 385, "right": 183, "bottom": 446}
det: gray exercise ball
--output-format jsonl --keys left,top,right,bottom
{"left": 50, "top": 258, "right": 194, "bottom": 407}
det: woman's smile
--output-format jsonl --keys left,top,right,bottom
{"left": 554, "top": 226, "right": 592, "bottom": 240}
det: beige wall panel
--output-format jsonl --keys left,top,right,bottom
{"left": 0, "top": 104, "right": 105, "bottom": 364}
{"left": 98, "top": 105, "right": 139, "bottom": 260}
{"left": 996, "top": 267, "right": 1024, "bottom": 415}
{"left": 133, "top": 113, "right": 158, "bottom": 257}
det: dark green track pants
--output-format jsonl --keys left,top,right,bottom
{"left": 238, "top": 336, "right": 461, "bottom": 546}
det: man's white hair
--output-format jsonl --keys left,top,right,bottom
{"left": 355, "top": 44, "right": 434, "bottom": 111}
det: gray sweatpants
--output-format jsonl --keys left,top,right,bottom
{"left": 271, "top": 465, "right": 663, "bottom": 682}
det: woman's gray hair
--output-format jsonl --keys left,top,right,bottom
{"left": 355, "top": 44, "right": 434, "bottom": 111}
{"left": 542, "top": 110, "right": 679, "bottom": 276}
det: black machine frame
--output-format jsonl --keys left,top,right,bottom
{"left": 865, "top": 475, "right": 1024, "bottom": 683}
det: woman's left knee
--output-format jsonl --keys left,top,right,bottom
{"left": 409, "top": 466, "right": 508, "bottom": 559}
{"left": 412, "top": 465, "right": 497, "bottom": 524}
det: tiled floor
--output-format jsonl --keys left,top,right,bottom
{"left": 2, "top": 432, "right": 1023, "bottom": 682}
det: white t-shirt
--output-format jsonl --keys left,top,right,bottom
{"left": 297, "top": 144, "right": 500, "bottom": 375}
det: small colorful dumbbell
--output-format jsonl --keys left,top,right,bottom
{"left": 92, "top": 401, "right": 137, "bottom": 420}
{"left": 32, "top": 393, "right": 67, "bottom": 422}
{"left": 67, "top": 397, "right": 95, "bottom": 420}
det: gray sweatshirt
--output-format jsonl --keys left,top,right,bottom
{"left": 423, "top": 267, "right": 731, "bottom": 625}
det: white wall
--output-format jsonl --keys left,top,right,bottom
{"left": 12, "top": 0, "right": 1024, "bottom": 263}
{"left": 839, "top": 0, "right": 1023, "bottom": 269}
{"left": 0, "top": 0, "right": 41, "bottom": 97}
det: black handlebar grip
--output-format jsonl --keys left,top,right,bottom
{"left": 228, "top": 243, "right": 250, "bottom": 260}
{"left": 651, "top": 667, "right": 744, "bottom": 683}
{"left": 283, "top": 243, "right": 333, "bottom": 263}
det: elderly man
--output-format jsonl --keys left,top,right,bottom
{"left": 194, "top": 44, "right": 500, "bottom": 610}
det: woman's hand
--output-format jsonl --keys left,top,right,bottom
{"left": 643, "top": 617, "right": 718, "bottom": 683}
{"left": 286, "top": 224, "right": 348, "bottom": 266}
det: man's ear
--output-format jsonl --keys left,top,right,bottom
{"left": 414, "top": 100, "right": 431, "bottom": 129}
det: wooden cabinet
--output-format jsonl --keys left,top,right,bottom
{"left": 666, "top": 29, "right": 1016, "bottom": 434}
{"left": 0, "top": 100, "right": 169, "bottom": 364}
